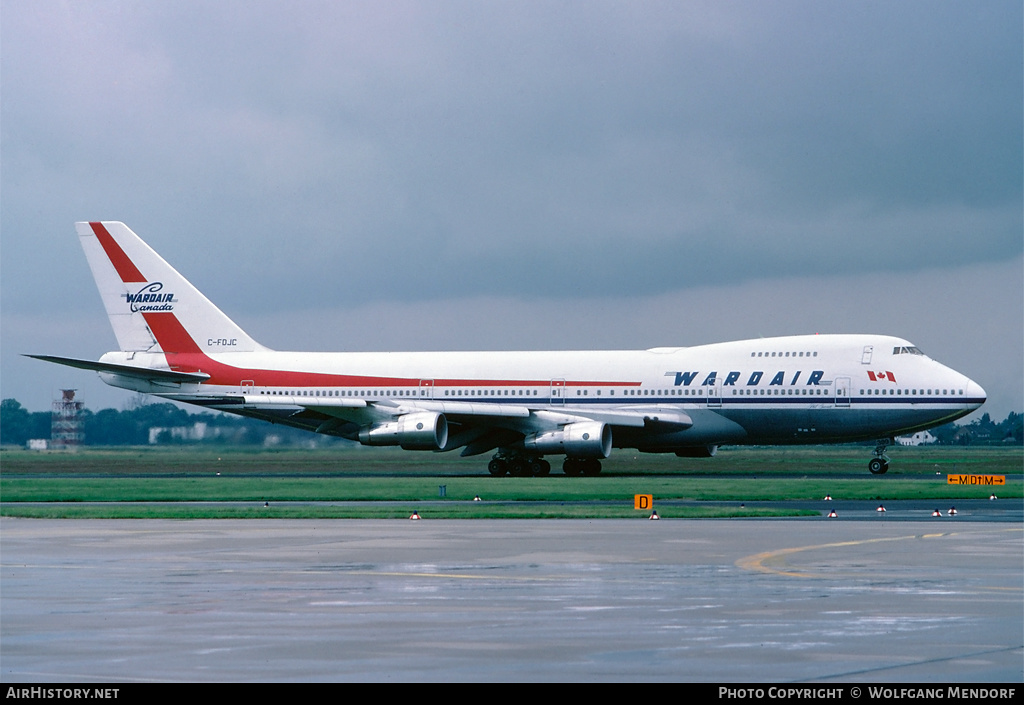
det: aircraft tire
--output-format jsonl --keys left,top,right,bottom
{"left": 868, "top": 458, "right": 888, "bottom": 475}
{"left": 581, "top": 459, "right": 602, "bottom": 476}
{"left": 509, "top": 458, "right": 531, "bottom": 477}
{"left": 563, "top": 458, "right": 583, "bottom": 476}
{"left": 488, "top": 459, "right": 508, "bottom": 476}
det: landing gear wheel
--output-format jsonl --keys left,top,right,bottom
{"left": 581, "top": 458, "right": 602, "bottom": 476}
{"left": 509, "top": 457, "right": 531, "bottom": 477}
{"left": 563, "top": 458, "right": 583, "bottom": 476}
{"left": 530, "top": 459, "right": 551, "bottom": 476}
{"left": 868, "top": 458, "right": 889, "bottom": 475}
{"left": 488, "top": 458, "right": 508, "bottom": 476}
{"left": 868, "top": 438, "right": 892, "bottom": 475}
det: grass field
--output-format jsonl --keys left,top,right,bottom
{"left": 1, "top": 445, "right": 1019, "bottom": 519}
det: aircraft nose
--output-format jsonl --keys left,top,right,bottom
{"left": 965, "top": 378, "right": 987, "bottom": 407}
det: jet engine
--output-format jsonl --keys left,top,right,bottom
{"left": 523, "top": 421, "right": 612, "bottom": 458}
{"left": 359, "top": 412, "right": 449, "bottom": 450}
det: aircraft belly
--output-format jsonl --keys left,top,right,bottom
{"left": 721, "top": 405, "right": 973, "bottom": 445}
{"left": 618, "top": 409, "right": 747, "bottom": 450}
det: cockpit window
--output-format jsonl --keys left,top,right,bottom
{"left": 892, "top": 346, "right": 924, "bottom": 355}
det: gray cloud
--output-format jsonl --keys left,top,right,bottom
{"left": 3, "top": 1, "right": 1020, "bottom": 418}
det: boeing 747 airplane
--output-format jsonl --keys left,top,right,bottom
{"left": 30, "top": 222, "right": 986, "bottom": 475}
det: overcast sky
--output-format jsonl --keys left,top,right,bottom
{"left": 2, "top": 1, "right": 1021, "bottom": 421}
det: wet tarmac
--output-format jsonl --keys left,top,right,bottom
{"left": 1, "top": 517, "right": 1021, "bottom": 682}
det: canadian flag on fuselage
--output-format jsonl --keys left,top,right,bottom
{"left": 76, "top": 222, "right": 266, "bottom": 355}
{"left": 867, "top": 371, "right": 897, "bottom": 383}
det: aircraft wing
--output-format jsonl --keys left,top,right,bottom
{"left": 234, "top": 396, "right": 534, "bottom": 432}
{"left": 399, "top": 401, "right": 693, "bottom": 431}
{"left": 236, "top": 396, "right": 692, "bottom": 431}
{"left": 151, "top": 391, "right": 697, "bottom": 457}
{"left": 225, "top": 396, "right": 693, "bottom": 452}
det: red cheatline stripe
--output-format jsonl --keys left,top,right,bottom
{"left": 89, "top": 222, "right": 146, "bottom": 283}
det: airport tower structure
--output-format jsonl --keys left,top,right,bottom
{"left": 52, "top": 389, "right": 84, "bottom": 449}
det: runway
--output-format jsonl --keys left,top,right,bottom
{"left": 1, "top": 518, "right": 1021, "bottom": 682}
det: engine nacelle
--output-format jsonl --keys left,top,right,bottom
{"left": 359, "top": 412, "right": 448, "bottom": 450}
{"left": 523, "top": 421, "right": 612, "bottom": 458}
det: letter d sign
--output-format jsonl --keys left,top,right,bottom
{"left": 634, "top": 494, "right": 653, "bottom": 510}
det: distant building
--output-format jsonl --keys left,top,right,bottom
{"left": 148, "top": 422, "right": 225, "bottom": 444}
{"left": 896, "top": 430, "right": 936, "bottom": 446}
{"left": 27, "top": 439, "right": 48, "bottom": 450}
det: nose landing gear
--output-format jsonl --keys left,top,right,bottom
{"left": 868, "top": 439, "right": 891, "bottom": 474}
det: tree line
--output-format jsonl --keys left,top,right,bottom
{"left": 928, "top": 411, "right": 1022, "bottom": 446}
{"left": 1, "top": 397, "right": 1021, "bottom": 448}
{"left": 0, "top": 398, "right": 344, "bottom": 448}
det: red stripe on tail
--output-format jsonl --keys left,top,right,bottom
{"left": 89, "top": 222, "right": 146, "bottom": 283}
{"left": 142, "top": 312, "right": 203, "bottom": 354}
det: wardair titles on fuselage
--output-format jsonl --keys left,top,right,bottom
{"left": 667, "top": 370, "right": 827, "bottom": 387}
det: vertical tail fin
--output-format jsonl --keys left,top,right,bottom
{"left": 77, "top": 222, "right": 267, "bottom": 354}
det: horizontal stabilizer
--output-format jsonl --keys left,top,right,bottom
{"left": 25, "top": 354, "right": 210, "bottom": 384}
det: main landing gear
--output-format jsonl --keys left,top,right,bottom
{"left": 488, "top": 453, "right": 601, "bottom": 477}
{"left": 561, "top": 457, "right": 603, "bottom": 476}
{"left": 488, "top": 454, "right": 550, "bottom": 477}
{"left": 868, "top": 439, "right": 891, "bottom": 475}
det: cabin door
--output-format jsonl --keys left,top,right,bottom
{"left": 419, "top": 379, "right": 435, "bottom": 400}
{"left": 834, "top": 377, "right": 851, "bottom": 408}
{"left": 549, "top": 379, "right": 566, "bottom": 405}
{"left": 707, "top": 382, "right": 722, "bottom": 408}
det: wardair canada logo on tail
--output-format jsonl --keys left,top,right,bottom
{"left": 124, "top": 282, "right": 176, "bottom": 313}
